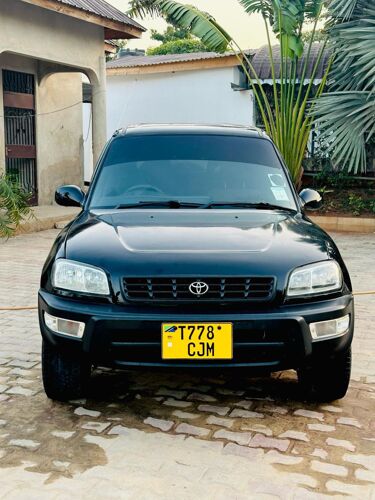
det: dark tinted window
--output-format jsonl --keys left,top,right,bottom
{"left": 104, "top": 135, "right": 282, "bottom": 167}
{"left": 89, "top": 134, "right": 296, "bottom": 209}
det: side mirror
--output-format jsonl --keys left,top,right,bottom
{"left": 299, "top": 188, "right": 322, "bottom": 211}
{"left": 55, "top": 185, "right": 85, "bottom": 207}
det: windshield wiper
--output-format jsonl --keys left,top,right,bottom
{"left": 201, "top": 201, "right": 297, "bottom": 212}
{"left": 116, "top": 200, "right": 205, "bottom": 209}
{"left": 115, "top": 200, "right": 297, "bottom": 212}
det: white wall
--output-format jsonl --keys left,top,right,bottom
{"left": 106, "top": 66, "right": 254, "bottom": 138}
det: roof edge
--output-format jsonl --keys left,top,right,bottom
{"left": 20, "top": 0, "right": 146, "bottom": 39}
{"left": 106, "top": 50, "right": 255, "bottom": 74}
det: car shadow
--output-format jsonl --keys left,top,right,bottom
{"left": 87, "top": 367, "right": 302, "bottom": 403}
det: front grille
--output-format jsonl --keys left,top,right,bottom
{"left": 123, "top": 277, "right": 275, "bottom": 303}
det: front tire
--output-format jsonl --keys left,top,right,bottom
{"left": 298, "top": 348, "right": 351, "bottom": 402}
{"left": 42, "top": 340, "right": 91, "bottom": 401}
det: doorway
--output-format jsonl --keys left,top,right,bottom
{"left": 3, "top": 69, "right": 37, "bottom": 205}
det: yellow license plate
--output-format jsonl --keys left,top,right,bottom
{"left": 162, "top": 323, "right": 233, "bottom": 360}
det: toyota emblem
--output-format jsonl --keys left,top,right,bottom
{"left": 189, "top": 281, "right": 209, "bottom": 296}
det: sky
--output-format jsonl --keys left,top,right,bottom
{"left": 107, "top": 0, "right": 272, "bottom": 51}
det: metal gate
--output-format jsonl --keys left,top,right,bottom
{"left": 2, "top": 70, "right": 37, "bottom": 205}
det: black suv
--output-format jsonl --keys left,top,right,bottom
{"left": 39, "top": 125, "right": 353, "bottom": 402}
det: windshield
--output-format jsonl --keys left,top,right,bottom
{"left": 89, "top": 134, "right": 297, "bottom": 210}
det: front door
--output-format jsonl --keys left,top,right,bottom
{"left": 2, "top": 69, "right": 37, "bottom": 205}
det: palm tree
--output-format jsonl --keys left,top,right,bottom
{"left": 128, "top": 0, "right": 330, "bottom": 185}
{"left": 0, "top": 175, "right": 32, "bottom": 238}
{"left": 313, "top": 0, "right": 375, "bottom": 174}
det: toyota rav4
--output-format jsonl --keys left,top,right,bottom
{"left": 39, "top": 124, "right": 354, "bottom": 402}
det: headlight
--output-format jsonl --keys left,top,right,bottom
{"left": 52, "top": 259, "right": 110, "bottom": 295}
{"left": 287, "top": 261, "right": 342, "bottom": 297}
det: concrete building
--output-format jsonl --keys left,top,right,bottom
{"left": 106, "top": 51, "right": 254, "bottom": 138}
{"left": 0, "top": 0, "right": 144, "bottom": 205}
{"left": 102, "top": 46, "right": 330, "bottom": 183}
{"left": 106, "top": 45, "right": 329, "bottom": 135}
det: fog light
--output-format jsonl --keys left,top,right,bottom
{"left": 310, "top": 314, "right": 350, "bottom": 341}
{"left": 44, "top": 312, "right": 85, "bottom": 338}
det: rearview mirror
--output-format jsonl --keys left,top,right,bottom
{"left": 299, "top": 188, "right": 322, "bottom": 211}
{"left": 55, "top": 185, "right": 85, "bottom": 207}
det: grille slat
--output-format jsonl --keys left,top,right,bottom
{"left": 123, "top": 277, "right": 275, "bottom": 303}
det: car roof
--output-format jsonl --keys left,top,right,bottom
{"left": 112, "top": 124, "right": 268, "bottom": 139}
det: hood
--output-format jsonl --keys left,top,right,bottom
{"left": 114, "top": 211, "right": 277, "bottom": 254}
{"left": 64, "top": 210, "right": 332, "bottom": 283}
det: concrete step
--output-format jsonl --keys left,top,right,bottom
{"left": 15, "top": 205, "right": 80, "bottom": 235}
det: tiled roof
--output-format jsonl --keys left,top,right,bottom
{"left": 252, "top": 43, "right": 330, "bottom": 80}
{"left": 107, "top": 50, "right": 254, "bottom": 69}
{"left": 54, "top": 0, "right": 145, "bottom": 30}
{"left": 107, "top": 44, "right": 329, "bottom": 80}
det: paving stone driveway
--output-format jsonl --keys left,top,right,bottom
{"left": 0, "top": 230, "right": 374, "bottom": 499}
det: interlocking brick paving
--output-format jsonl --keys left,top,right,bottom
{"left": 0, "top": 230, "right": 374, "bottom": 498}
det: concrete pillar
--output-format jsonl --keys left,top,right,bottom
{"left": 91, "top": 55, "right": 107, "bottom": 167}
{"left": 37, "top": 71, "right": 83, "bottom": 205}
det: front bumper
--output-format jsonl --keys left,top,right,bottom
{"left": 38, "top": 290, "right": 354, "bottom": 371}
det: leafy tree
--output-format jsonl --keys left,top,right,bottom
{"left": 313, "top": 0, "right": 375, "bottom": 174}
{"left": 147, "top": 24, "right": 208, "bottom": 54}
{"left": 128, "top": 0, "right": 330, "bottom": 185}
{"left": 150, "top": 25, "right": 192, "bottom": 42}
{"left": 0, "top": 175, "right": 32, "bottom": 238}
{"left": 147, "top": 38, "right": 207, "bottom": 55}
{"left": 147, "top": 19, "right": 209, "bottom": 56}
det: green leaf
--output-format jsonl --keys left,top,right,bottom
{"left": 312, "top": 0, "right": 375, "bottom": 174}
{"left": 154, "top": 1, "right": 232, "bottom": 52}
{"left": 305, "top": 0, "right": 325, "bottom": 20}
{"left": 313, "top": 92, "right": 375, "bottom": 173}
{"left": 328, "top": 0, "right": 367, "bottom": 20}
{"left": 241, "top": 0, "right": 311, "bottom": 59}
{"left": 329, "top": 10, "right": 375, "bottom": 93}
{"left": 0, "top": 175, "right": 33, "bottom": 238}
{"left": 127, "top": 0, "right": 161, "bottom": 18}
{"left": 288, "top": 35, "right": 304, "bottom": 57}
{"left": 238, "top": 0, "right": 274, "bottom": 20}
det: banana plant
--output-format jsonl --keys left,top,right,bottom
{"left": 128, "top": 0, "right": 329, "bottom": 185}
{"left": 313, "top": 0, "right": 375, "bottom": 173}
